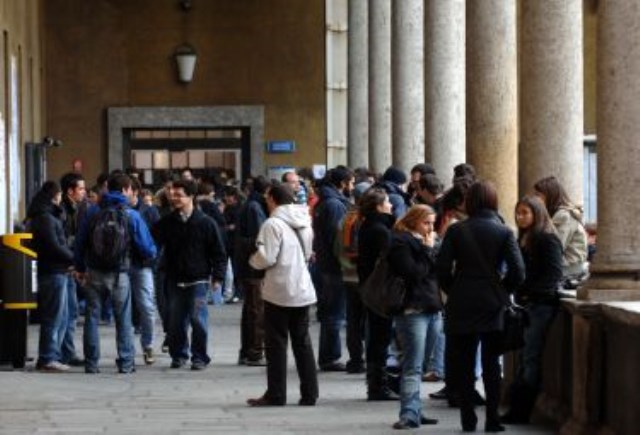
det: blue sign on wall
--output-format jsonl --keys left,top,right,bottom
{"left": 266, "top": 140, "right": 296, "bottom": 153}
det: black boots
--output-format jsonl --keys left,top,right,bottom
{"left": 367, "top": 364, "right": 399, "bottom": 401}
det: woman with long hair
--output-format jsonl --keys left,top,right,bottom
{"left": 533, "top": 176, "right": 588, "bottom": 281}
{"left": 356, "top": 188, "right": 397, "bottom": 400}
{"left": 437, "top": 181, "right": 525, "bottom": 432}
{"left": 387, "top": 205, "right": 442, "bottom": 429}
{"left": 502, "top": 195, "right": 563, "bottom": 424}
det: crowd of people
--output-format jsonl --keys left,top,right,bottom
{"left": 25, "top": 160, "right": 590, "bottom": 431}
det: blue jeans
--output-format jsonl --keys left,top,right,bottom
{"left": 60, "top": 277, "right": 80, "bottom": 362}
{"left": 317, "top": 272, "right": 346, "bottom": 366}
{"left": 83, "top": 270, "right": 135, "bottom": 372}
{"left": 130, "top": 266, "right": 156, "bottom": 350}
{"left": 521, "top": 303, "right": 557, "bottom": 388}
{"left": 168, "top": 281, "right": 210, "bottom": 365}
{"left": 425, "top": 311, "right": 445, "bottom": 377}
{"left": 396, "top": 312, "right": 440, "bottom": 424}
{"left": 37, "top": 273, "right": 69, "bottom": 365}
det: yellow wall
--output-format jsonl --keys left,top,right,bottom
{"left": 0, "top": 0, "right": 43, "bottom": 231}
{"left": 44, "top": 0, "right": 327, "bottom": 183}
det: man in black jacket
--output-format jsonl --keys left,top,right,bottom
{"left": 313, "top": 167, "right": 354, "bottom": 371}
{"left": 234, "top": 176, "right": 270, "bottom": 366}
{"left": 154, "top": 180, "right": 227, "bottom": 370}
{"left": 27, "top": 181, "right": 74, "bottom": 372}
{"left": 59, "top": 172, "right": 87, "bottom": 367}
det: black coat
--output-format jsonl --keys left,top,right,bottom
{"left": 153, "top": 208, "right": 227, "bottom": 283}
{"left": 233, "top": 192, "right": 268, "bottom": 279}
{"left": 517, "top": 231, "right": 563, "bottom": 305}
{"left": 313, "top": 185, "right": 352, "bottom": 274}
{"left": 388, "top": 232, "right": 442, "bottom": 313}
{"left": 357, "top": 212, "right": 395, "bottom": 284}
{"left": 26, "top": 195, "right": 74, "bottom": 275}
{"left": 436, "top": 210, "right": 525, "bottom": 334}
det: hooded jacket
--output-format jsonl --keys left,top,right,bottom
{"left": 313, "top": 184, "right": 352, "bottom": 274}
{"left": 552, "top": 206, "right": 588, "bottom": 276}
{"left": 26, "top": 193, "right": 74, "bottom": 275}
{"left": 250, "top": 204, "right": 316, "bottom": 307}
{"left": 74, "top": 192, "right": 157, "bottom": 273}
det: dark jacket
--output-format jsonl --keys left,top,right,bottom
{"left": 313, "top": 184, "right": 352, "bottom": 274}
{"left": 517, "top": 231, "right": 563, "bottom": 305}
{"left": 223, "top": 202, "right": 242, "bottom": 257}
{"left": 436, "top": 210, "right": 525, "bottom": 334}
{"left": 61, "top": 197, "right": 89, "bottom": 249}
{"left": 74, "top": 192, "right": 157, "bottom": 273}
{"left": 357, "top": 212, "right": 395, "bottom": 284}
{"left": 132, "top": 198, "right": 161, "bottom": 268}
{"left": 234, "top": 192, "right": 268, "bottom": 279}
{"left": 374, "top": 181, "right": 411, "bottom": 219}
{"left": 388, "top": 232, "right": 442, "bottom": 313}
{"left": 154, "top": 208, "right": 227, "bottom": 283}
{"left": 26, "top": 194, "right": 74, "bottom": 275}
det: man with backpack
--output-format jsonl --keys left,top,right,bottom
{"left": 313, "top": 166, "right": 354, "bottom": 371}
{"left": 153, "top": 179, "right": 227, "bottom": 370}
{"left": 74, "top": 173, "right": 157, "bottom": 374}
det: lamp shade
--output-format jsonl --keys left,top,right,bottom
{"left": 175, "top": 44, "right": 197, "bottom": 83}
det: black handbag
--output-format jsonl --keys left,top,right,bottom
{"left": 359, "top": 252, "right": 406, "bottom": 319}
{"left": 501, "top": 303, "right": 529, "bottom": 353}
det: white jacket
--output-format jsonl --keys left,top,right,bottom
{"left": 249, "top": 204, "right": 317, "bottom": 307}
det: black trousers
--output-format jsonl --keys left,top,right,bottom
{"left": 345, "top": 281, "right": 366, "bottom": 365}
{"left": 448, "top": 331, "right": 502, "bottom": 425}
{"left": 239, "top": 279, "right": 265, "bottom": 361}
{"left": 264, "top": 301, "right": 319, "bottom": 404}
{"left": 366, "top": 309, "right": 393, "bottom": 366}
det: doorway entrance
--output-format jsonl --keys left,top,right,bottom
{"left": 124, "top": 127, "right": 249, "bottom": 189}
{"left": 107, "top": 106, "right": 265, "bottom": 180}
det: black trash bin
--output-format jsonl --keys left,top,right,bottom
{"left": 0, "top": 233, "right": 37, "bottom": 369}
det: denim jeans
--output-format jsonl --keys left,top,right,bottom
{"left": 521, "top": 303, "right": 557, "bottom": 388}
{"left": 37, "top": 273, "right": 69, "bottom": 365}
{"left": 424, "top": 311, "right": 445, "bottom": 377}
{"left": 83, "top": 270, "right": 135, "bottom": 372}
{"left": 317, "top": 272, "right": 346, "bottom": 366}
{"left": 396, "top": 312, "right": 440, "bottom": 424}
{"left": 167, "top": 281, "right": 210, "bottom": 365}
{"left": 130, "top": 266, "right": 156, "bottom": 350}
{"left": 60, "top": 277, "right": 80, "bottom": 363}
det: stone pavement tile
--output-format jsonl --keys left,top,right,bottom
{"left": 0, "top": 304, "right": 555, "bottom": 434}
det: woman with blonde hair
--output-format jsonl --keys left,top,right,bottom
{"left": 387, "top": 205, "right": 442, "bottom": 429}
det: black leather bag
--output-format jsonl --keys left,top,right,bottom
{"left": 501, "top": 303, "right": 529, "bottom": 353}
{"left": 359, "top": 254, "right": 406, "bottom": 319}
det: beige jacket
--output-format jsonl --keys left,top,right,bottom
{"left": 249, "top": 204, "right": 317, "bottom": 307}
{"left": 553, "top": 206, "right": 588, "bottom": 275}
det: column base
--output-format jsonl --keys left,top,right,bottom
{"left": 560, "top": 418, "right": 615, "bottom": 435}
{"left": 578, "top": 288, "right": 640, "bottom": 302}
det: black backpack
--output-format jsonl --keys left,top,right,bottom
{"left": 87, "top": 204, "right": 130, "bottom": 271}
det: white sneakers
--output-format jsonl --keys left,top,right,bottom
{"left": 38, "top": 361, "right": 70, "bottom": 372}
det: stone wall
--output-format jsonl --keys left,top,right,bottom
{"left": 43, "top": 0, "right": 326, "bottom": 181}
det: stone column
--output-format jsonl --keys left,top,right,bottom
{"left": 466, "top": 1, "right": 518, "bottom": 223}
{"left": 392, "top": 0, "right": 424, "bottom": 174}
{"left": 579, "top": 1, "right": 640, "bottom": 301}
{"left": 368, "top": 0, "right": 392, "bottom": 173}
{"left": 520, "top": 0, "right": 584, "bottom": 202}
{"left": 425, "top": 0, "right": 465, "bottom": 183}
{"left": 347, "top": 0, "right": 368, "bottom": 169}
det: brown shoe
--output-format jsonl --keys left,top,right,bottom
{"left": 247, "top": 396, "right": 285, "bottom": 407}
{"left": 422, "top": 371, "right": 442, "bottom": 382}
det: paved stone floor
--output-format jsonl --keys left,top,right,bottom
{"left": 0, "top": 304, "right": 555, "bottom": 434}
